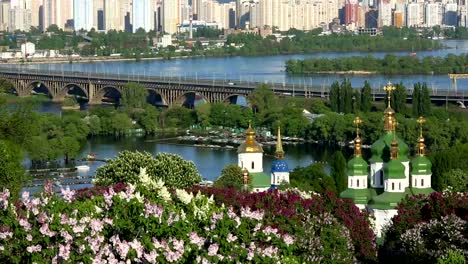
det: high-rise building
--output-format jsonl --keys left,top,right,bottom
{"left": 10, "top": 5, "right": 32, "bottom": 32}
{"left": 74, "top": 0, "right": 94, "bottom": 31}
{"left": 378, "top": 0, "right": 392, "bottom": 27}
{"left": 0, "top": 2, "right": 10, "bottom": 31}
{"left": 444, "top": 3, "right": 458, "bottom": 26}
{"left": 56, "top": 0, "right": 73, "bottom": 29}
{"left": 199, "top": 0, "right": 234, "bottom": 29}
{"left": 104, "top": 0, "right": 123, "bottom": 31}
{"left": 425, "top": 2, "right": 443, "bottom": 27}
{"left": 162, "top": 0, "right": 179, "bottom": 34}
{"left": 460, "top": 5, "right": 468, "bottom": 27}
{"left": 393, "top": 11, "right": 403, "bottom": 28}
{"left": 30, "top": 0, "right": 41, "bottom": 29}
{"left": 133, "top": 0, "right": 155, "bottom": 32}
{"left": 406, "top": 2, "right": 419, "bottom": 27}
{"left": 42, "top": 0, "right": 56, "bottom": 31}
{"left": 345, "top": 0, "right": 359, "bottom": 25}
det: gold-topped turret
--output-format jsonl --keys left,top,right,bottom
{"left": 383, "top": 82, "right": 397, "bottom": 132}
{"left": 353, "top": 117, "right": 363, "bottom": 157}
{"left": 416, "top": 116, "right": 426, "bottom": 156}
{"left": 237, "top": 121, "right": 264, "bottom": 153}
{"left": 390, "top": 139, "right": 399, "bottom": 160}
{"left": 275, "top": 126, "right": 285, "bottom": 159}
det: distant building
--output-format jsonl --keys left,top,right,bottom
{"left": 425, "top": 2, "right": 443, "bottom": 27}
{"left": 162, "top": 0, "right": 179, "bottom": 34}
{"left": 345, "top": 0, "right": 359, "bottom": 25}
{"left": 393, "top": 11, "right": 403, "bottom": 28}
{"left": 9, "top": 5, "right": 31, "bottom": 32}
{"left": 21, "top": 42, "right": 35, "bottom": 57}
{"left": 406, "top": 2, "right": 420, "bottom": 27}
{"left": 133, "top": 0, "right": 155, "bottom": 32}
{"left": 378, "top": 0, "right": 392, "bottom": 27}
{"left": 444, "top": 3, "right": 458, "bottom": 26}
{"left": 74, "top": 0, "right": 94, "bottom": 31}
{"left": 104, "top": 0, "right": 123, "bottom": 31}
{"left": 158, "top": 34, "right": 172, "bottom": 48}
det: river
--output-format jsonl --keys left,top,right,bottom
{"left": 13, "top": 39, "right": 468, "bottom": 91}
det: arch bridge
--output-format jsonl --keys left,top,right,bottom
{"left": 0, "top": 69, "right": 466, "bottom": 105}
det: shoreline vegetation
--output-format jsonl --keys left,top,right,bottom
{"left": 285, "top": 53, "right": 468, "bottom": 75}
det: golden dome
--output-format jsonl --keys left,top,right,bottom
{"left": 237, "top": 123, "right": 263, "bottom": 153}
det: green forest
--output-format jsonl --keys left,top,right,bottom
{"left": 285, "top": 53, "right": 468, "bottom": 75}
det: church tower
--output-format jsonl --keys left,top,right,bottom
{"left": 340, "top": 117, "right": 372, "bottom": 210}
{"left": 237, "top": 122, "right": 263, "bottom": 173}
{"left": 271, "top": 127, "right": 290, "bottom": 187}
{"left": 411, "top": 116, "right": 434, "bottom": 195}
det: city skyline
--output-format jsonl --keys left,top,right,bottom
{"left": 0, "top": 0, "right": 466, "bottom": 33}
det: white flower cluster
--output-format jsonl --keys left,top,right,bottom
{"left": 139, "top": 167, "right": 172, "bottom": 202}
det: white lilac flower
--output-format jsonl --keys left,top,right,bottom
{"left": 95, "top": 206, "right": 103, "bottom": 214}
{"left": 226, "top": 233, "right": 237, "bottom": 242}
{"left": 58, "top": 244, "right": 71, "bottom": 261}
{"left": 158, "top": 187, "right": 172, "bottom": 202}
{"left": 144, "top": 249, "right": 158, "bottom": 264}
{"left": 189, "top": 232, "right": 205, "bottom": 249}
{"left": 282, "top": 234, "right": 294, "bottom": 246}
{"left": 26, "top": 234, "right": 33, "bottom": 241}
{"left": 0, "top": 231, "right": 12, "bottom": 239}
{"left": 241, "top": 207, "right": 264, "bottom": 221}
{"left": 0, "top": 189, "right": 10, "bottom": 210}
{"left": 129, "top": 239, "right": 144, "bottom": 259}
{"left": 19, "top": 218, "right": 32, "bottom": 231}
{"left": 175, "top": 189, "right": 193, "bottom": 205}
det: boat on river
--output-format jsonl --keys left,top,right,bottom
{"left": 76, "top": 165, "right": 90, "bottom": 171}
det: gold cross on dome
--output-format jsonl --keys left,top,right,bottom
{"left": 383, "top": 82, "right": 396, "bottom": 108}
{"left": 417, "top": 116, "right": 426, "bottom": 137}
{"left": 353, "top": 116, "right": 362, "bottom": 136}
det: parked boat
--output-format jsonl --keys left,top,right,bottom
{"left": 76, "top": 165, "right": 90, "bottom": 171}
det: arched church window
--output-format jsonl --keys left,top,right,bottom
{"left": 415, "top": 179, "right": 417, "bottom": 187}
{"left": 399, "top": 182, "right": 401, "bottom": 190}
{"left": 379, "top": 171, "right": 384, "bottom": 186}
{"left": 357, "top": 180, "right": 360, "bottom": 187}
{"left": 392, "top": 182, "right": 395, "bottom": 190}
{"left": 421, "top": 179, "right": 424, "bottom": 187}
{"left": 251, "top": 162, "right": 254, "bottom": 170}
{"left": 241, "top": 162, "right": 243, "bottom": 169}
{"left": 350, "top": 179, "right": 353, "bottom": 187}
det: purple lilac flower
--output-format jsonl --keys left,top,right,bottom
{"left": 208, "top": 243, "right": 219, "bottom": 256}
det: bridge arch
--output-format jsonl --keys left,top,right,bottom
{"left": 222, "top": 94, "right": 249, "bottom": 106}
{"left": 56, "top": 83, "right": 89, "bottom": 102}
{"left": 0, "top": 78, "right": 19, "bottom": 95}
{"left": 147, "top": 88, "right": 168, "bottom": 107}
{"left": 27, "top": 80, "right": 53, "bottom": 98}
{"left": 175, "top": 91, "right": 209, "bottom": 109}
{"left": 92, "top": 86, "right": 122, "bottom": 105}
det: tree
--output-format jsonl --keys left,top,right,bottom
{"left": 387, "top": 83, "right": 407, "bottom": 114}
{"left": 110, "top": 112, "right": 133, "bottom": 136}
{"left": 329, "top": 81, "right": 340, "bottom": 112}
{"left": 443, "top": 169, "right": 468, "bottom": 193}
{"left": 340, "top": 79, "right": 353, "bottom": 114}
{"left": 412, "top": 83, "right": 421, "bottom": 117}
{"left": 330, "top": 151, "right": 347, "bottom": 193}
{"left": 420, "top": 83, "right": 432, "bottom": 116}
{"left": 95, "top": 150, "right": 202, "bottom": 188}
{"left": 214, "top": 164, "right": 246, "bottom": 189}
{"left": 121, "top": 82, "right": 149, "bottom": 109}
{"left": 0, "top": 140, "right": 24, "bottom": 201}
{"left": 248, "top": 84, "right": 279, "bottom": 126}
{"left": 288, "top": 163, "right": 336, "bottom": 193}
{"left": 361, "top": 81, "right": 372, "bottom": 112}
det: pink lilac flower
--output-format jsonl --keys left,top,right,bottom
{"left": 263, "top": 226, "right": 279, "bottom": 238}
{"left": 189, "top": 232, "right": 205, "bottom": 249}
{"left": 207, "top": 243, "right": 219, "bottom": 256}
{"left": 60, "top": 230, "right": 72, "bottom": 242}
{"left": 144, "top": 202, "right": 164, "bottom": 218}
{"left": 0, "top": 231, "right": 12, "bottom": 239}
{"left": 0, "top": 189, "right": 10, "bottom": 210}
{"left": 72, "top": 224, "right": 85, "bottom": 234}
{"left": 44, "top": 180, "right": 54, "bottom": 197}
{"left": 39, "top": 223, "right": 56, "bottom": 237}
{"left": 226, "top": 233, "right": 237, "bottom": 242}
{"left": 60, "top": 187, "right": 76, "bottom": 203}
{"left": 202, "top": 258, "right": 212, "bottom": 264}
{"left": 21, "top": 191, "right": 30, "bottom": 202}
{"left": 103, "top": 217, "right": 113, "bottom": 226}
{"left": 68, "top": 217, "right": 77, "bottom": 226}
{"left": 164, "top": 250, "right": 183, "bottom": 263}
{"left": 282, "top": 234, "right": 294, "bottom": 246}
{"left": 129, "top": 239, "right": 144, "bottom": 259}
{"left": 26, "top": 244, "right": 42, "bottom": 253}
{"left": 171, "top": 238, "right": 185, "bottom": 253}
{"left": 144, "top": 249, "right": 158, "bottom": 264}
{"left": 19, "top": 218, "right": 32, "bottom": 231}
{"left": 211, "top": 212, "right": 223, "bottom": 224}
{"left": 240, "top": 207, "right": 264, "bottom": 221}
{"left": 60, "top": 214, "right": 69, "bottom": 225}
{"left": 262, "top": 246, "right": 278, "bottom": 258}
{"left": 58, "top": 243, "right": 71, "bottom": 261}
{"left": 37, "top": 212, "right": 50, "bottom": 224}
{"left": 26, "top": 234, "right": 33, "bottom": 241}
{"left": 90, "top": 219, "right": 104, "bottom": 234}
{"left": 103, "top": 188, "right": 114, "bottom": 207}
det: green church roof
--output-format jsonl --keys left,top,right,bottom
{"left": 370, "top": 132, "right": 409, "bottom": 162}
{"left": 340, "top": 188, "right": 376, "bottom": 205}
{"left": 411, "top": 156, "right": 432, "bottom": 175}
{"left": 250, "top": 172, "right": 271, "bottom": 188}
{"left": 384, "top": 159, "right": 406, "bottom": 179}
{"left": 370, "top": 188, "right": 412, "bottom": 210}
{"left": 347, "top": 157, "right": 368, "bottom": 176}
{"left": 411, "top": 187, "right": 435, "bottom": 195}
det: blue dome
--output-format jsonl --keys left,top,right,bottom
{"left": 271, "top": 160, "right": 290, "bottom": 173}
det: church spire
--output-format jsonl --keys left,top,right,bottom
{"left": 383, "top": 82, "right": 397, "bottom": 132}
{"left": 416, "top": 116, "right": 426, "bottom": 156}
{"left": 275, "top": 126, "right": 285, "bottom": 159}
{"left": 353, "top": 117, "right": 363, "bottom": 157}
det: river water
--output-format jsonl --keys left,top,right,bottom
{"left": 13, "top": 39, "right": 468, "bottom": 91}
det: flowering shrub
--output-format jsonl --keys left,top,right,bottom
{"left": 95, "top": 151, "right": 202, "bottom": 188}
{"left": 189, "top": 186, "right": 377, "bottom": 262}
{"left": 381, "top": 192, "right": 468, "bottom": 263}
{"left": 0, "top": 178, "right": 297, "bottom": 263}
